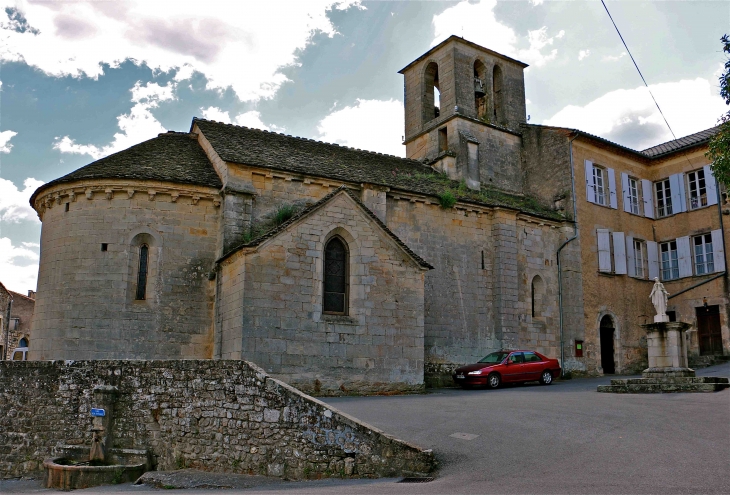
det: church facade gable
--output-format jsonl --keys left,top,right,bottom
{"left": 216, "top": 190, "right": 430, "bottom": 395}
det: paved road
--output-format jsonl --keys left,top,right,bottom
{"left": 4, "top": 363, "right": 729, "bottom": 494}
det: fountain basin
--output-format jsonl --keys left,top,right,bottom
{"left": 44, "top": 448, "right": 151, "bottom": 490}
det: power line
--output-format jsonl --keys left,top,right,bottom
{"left": 600, "top": 0, "right": 678, "bottom": 141}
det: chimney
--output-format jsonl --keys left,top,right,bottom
{"left": 27, "top": 290, "right": 36, "bottom": 300}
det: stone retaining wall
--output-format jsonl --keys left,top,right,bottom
{"left": 0, "top": 360, "right": 435, "bottom": 480}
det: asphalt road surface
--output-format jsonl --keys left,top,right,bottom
{"left": 4, "top": 363, "right": 729, "bottom": 495}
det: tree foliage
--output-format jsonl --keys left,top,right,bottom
{"left": 706, "top": 35, "right": 730, "bottom": 185}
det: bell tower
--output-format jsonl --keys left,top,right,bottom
{"left": 399, "top": 36, "right": 528, "bottom": 192}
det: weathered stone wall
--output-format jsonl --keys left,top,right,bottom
{"left": 219, "top": 192, "right": 427, "bottom": 395}
{"left": 29, "top": 179, "right": 220, "bottom": 360}
{"left": 386, "top": 195, "right": 568, "bottom": 386}
{"left": 521, "top": 125, "right": 574, "bottom": 218}
{"left": 0, "top": 360, "right": 435, "bottom": 480}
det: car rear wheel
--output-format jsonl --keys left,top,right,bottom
{"left": 487, "top": 373, "right": 501, "bottom": 389}
{"left": 540, "top": 370, "right": 553, "bottom": 385}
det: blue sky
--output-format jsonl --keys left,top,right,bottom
{"left": 1, "top": 0, "right": 728, "bottom": 293}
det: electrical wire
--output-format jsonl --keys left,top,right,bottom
{"left": 600, "top": 0, "right": 678, "bottom": 141}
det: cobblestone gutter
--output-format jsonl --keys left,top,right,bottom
{"left": 0, "top": 360, "right": 435, "bottom": 480}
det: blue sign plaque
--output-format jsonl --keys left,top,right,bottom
{"left": 90, "top": 408, "right": 106, "bottom": 417}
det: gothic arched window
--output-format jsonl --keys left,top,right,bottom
{"left": 19, "top": 337, "right": 28, "bottom": 348}
{"left": 531, "top": 275, "right": 545, "bottom": 317}
{"left": 493, "top": 64, "right": 504, "bottom": 123}
{"left": 323, "top": 237, "right": 348, "bottom": 314}
{"left": 135, "top": 244, "right": 149, "bottom": 300}
{"left": 474, "top": 59, "right": 487, "bottom": 119}
{"left": 423, "top": 62, "right": 440, "bottom": 124}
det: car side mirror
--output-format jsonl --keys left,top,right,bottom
{"left": 504, "top": 360, "right": 510, "bottom": 365}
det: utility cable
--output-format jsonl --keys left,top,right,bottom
{"left": 600, "top": 0, "right": 678, "bottom": 141}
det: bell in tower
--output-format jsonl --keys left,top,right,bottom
{"left": 399, "top": 36, "right": 528, "bottom": 194}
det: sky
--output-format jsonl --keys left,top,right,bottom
{"left": 0, "top": 0, "right": 728, "bottom": 293}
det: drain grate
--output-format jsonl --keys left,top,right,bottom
{"left": 398, "top": 477, "right": 435, "bottom": 483}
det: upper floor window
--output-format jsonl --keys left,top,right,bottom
{"left": 593, "top": 167, "right": 607, "bottom": 206}
{"left": 655, "top": 179, "right": 673, "bottom": 218}
{"left": 687, "top": 169, "right": 708, "bottom": 210}
{"left": 627, "top": 176, "right": 641, "bottom": 215}
{"left": 633, "top": 239, "right": 647, "bottom": 279}
{"left": 19, "top": 337, "right": 28, "bottom": 348}
{"left": 323, "top": 237, "right": 348, "bottom": 315}
{"left": 9, "top": 317, "right": 19, "bottom": 331}
{"left": 660, "top": 240, "right": 679, "bottom": 281}
{"left": 693, "top": 234, "right": 714, "bottom": 275}
{"left": 586, "top": 161, "right": 617, "bottom": 209}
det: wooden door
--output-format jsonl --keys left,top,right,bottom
{"left": 696, "top": 305, "right": 722, "bottom": 356}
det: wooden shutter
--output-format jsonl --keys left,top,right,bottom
{"left": 608, "top": 168, "right": 618, "bottom": 209}
{"left": 621, "top": 173, "right": 631, "bottom": 213}
{"left": 677, "top": 236, "right": 693, "bottom": 278}
{"left": 704, "top": 165, "right": 718, "bottom": 206}
{"left": 642, "top": 179, "right": 655, "bottom": 219}
{"left": 597, "top": 229, "right": 612, "bottom": 272}
{"left": 711, "top": 229, "right": 725, "bottom": 273}
{"left": 647, "top": 241, "right": 659, "bottom": 280}
{"left": 613, "top": 232, "right": 627, "bottom": 274}
{"left": 626, "top": 235, "right": 636, "bottom": 277}
{"left": 670, "top": 173, "right": 686, "bottom": 213}
{"left": 585, "top": 160, "right": 595, "bottom": 204}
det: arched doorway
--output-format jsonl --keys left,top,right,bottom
{"left": 599, "top": 315, "right": 615, "bottom": 374}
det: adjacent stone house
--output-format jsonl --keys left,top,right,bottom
{"left": 26, "top": 36, "right": 727, "bottom": 391}
{"left": 1, "top": 282, "right": 35, "bottom": 359}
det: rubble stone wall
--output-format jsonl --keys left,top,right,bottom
{"left": 0, "top": 360, "right": 435, "bottom": 480}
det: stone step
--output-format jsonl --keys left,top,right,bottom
{"left": 610, "top": 377, "right": 730, "bottom": 386}
{"left": 598, "top": 382, "right": 729, "bottom": 393}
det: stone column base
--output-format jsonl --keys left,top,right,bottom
{"left": 642, "top": 367, "right": 695, "bottom": 379}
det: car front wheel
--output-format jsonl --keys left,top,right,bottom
{"left": 487, "top": 373, "right": 501, "bottom": 389}
{"left": 540, "top": 370, "right": 553, "bottom": 385}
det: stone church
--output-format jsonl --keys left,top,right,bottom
{"left": 28, "top": 36, "right": 728, "bottom": 393}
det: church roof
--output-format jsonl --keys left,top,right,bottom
{"left": 193, "top": 118, "right": 563, "bottom": 221}
{"left": 219, "top": 186, "right": 434, "bottom": 270}
{"left": 30, "top": 132, "right": 222, "bottom": 205}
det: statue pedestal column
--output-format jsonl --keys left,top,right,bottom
{"left": 642, "top": 321, "right": 692, "bottom": 376}
{"left": 598, "top": 321, "right": 729, "bottom": 393}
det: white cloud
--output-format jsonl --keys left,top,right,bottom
{"left": 543, "top": 78, "right": 726, "bottom": 150}
{"left": 578, "top": 50, "right": 590, "bottom": 61}
{"left": 0, "top": 237, "right": 39, "bottom": 293}
{"left": 200, "top": 106, "right": 232, "bottom": 123}
{"left": 0, "top": 130, "right": 18, "bottom": 153}
{"left": 200, "top": 106, "right": 273, "bottom": 131}
{"left": 1, "top": 0, "right": 361, "bottom": 102}
{"left": 603, "top": 52, "right": 627, "bottom": 62}
{"left": 54, "top": 81, "right": 174, "bottom": 159}
{"left": 432, "top": 0, "right": 563, "bottom": 67}
{"left": 317, "top": 99, "right": 404, "bottom": 157}
{"left": 0, "top": 177, "right": 43, "bottom": 223}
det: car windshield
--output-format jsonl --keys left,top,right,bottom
{"left": 477, "top": 352, "right": 510, "bottom": 364}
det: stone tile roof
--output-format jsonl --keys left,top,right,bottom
{"left": 30, "top": 132, "right": 222, "bottom": 204}
{"left": 193, "top": 118, "right": 562, "bottom": 221}
{"left": 641, "top": 127, "right": 719, "bottom": 158}
{"left": 219, "top": 186, "right": 434, "bottom": 270}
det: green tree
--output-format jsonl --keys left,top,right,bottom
{"left": 706, "top": 35, "right": 730, "bottom": 185}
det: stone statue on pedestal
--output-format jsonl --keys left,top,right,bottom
{"left": 650, "top": 277, "right": 669, "bottom": 323}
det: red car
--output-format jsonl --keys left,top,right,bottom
{"left": 452, "top": 350, "right": 561, "bottom": 389}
